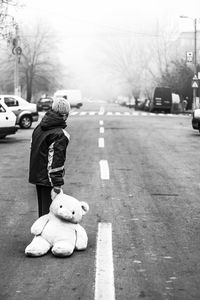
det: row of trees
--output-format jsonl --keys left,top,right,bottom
{"left": 96, "top": 24, "right": 196, "bottom": 108}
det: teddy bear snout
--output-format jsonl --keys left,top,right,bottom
{"left": 58, "top": 207, "right": 73, "bottom": 220}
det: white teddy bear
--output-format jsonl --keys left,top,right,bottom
{"left": 25, "top": 192, "right": 89, "bottom": 257}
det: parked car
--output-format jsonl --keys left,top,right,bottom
{"left": 149, "top": 87, "right": 172, "bottom": 113}
{"left": 0, "top": 101, "right": 18, "bottom": 138}
{"left": 37, "top": 97, "right": 53, "bottom": 111}
{"left": 192, "top": 109, "right": 200, "bottom": 132}
{"left": 143, "top": 99, "right": 151, "bottom": 111}
{"left": 0, "top": 95, "right": 39, "bottom": 129}
{"left": 54, "top": 90, "right": 83, "bottom": 108}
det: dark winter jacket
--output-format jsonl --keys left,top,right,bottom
{"left": 29, "top": 110, "right": 70, "bottom": 187}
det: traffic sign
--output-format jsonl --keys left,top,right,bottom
{"left": 186, "top": 51, "right": 193, "bottom": 62}
{"left": 192, "top": 81, "right": 198, "bottom": 88}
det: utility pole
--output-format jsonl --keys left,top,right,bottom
{"left": 193, "top": 18, "right": 197, "bottom": 110}
{"left": 12, "top": 23, "right": 22, "bottom": 96}
{"left": 180, "top": 16, "right": 199, "bottom": 110}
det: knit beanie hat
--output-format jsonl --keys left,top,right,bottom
{"left": 52, "top": 97, "right": 71, "bottom": 115}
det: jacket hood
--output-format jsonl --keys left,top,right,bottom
{"left": 40, "top": 110, "right": 67, "bottom": 130}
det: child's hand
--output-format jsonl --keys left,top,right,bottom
{"left": 51, "top": 186, "right": 62, "bottom": 200}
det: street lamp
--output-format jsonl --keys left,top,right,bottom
{"left": 180, "top": 15, "right": 197, "bottom": 110}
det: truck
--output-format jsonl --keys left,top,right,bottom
{"left": 149, "top": 87, "right": 172, "bottom": 113}
{"left": 54, "top": 89, "right": 83, "bottom": 109}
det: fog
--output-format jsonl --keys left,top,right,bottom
{"left": 14, "top": 0, "right": 200, "bottom": 100}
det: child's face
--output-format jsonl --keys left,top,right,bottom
{"left": 62, "top": 114, "right": 68, "bottom": 121}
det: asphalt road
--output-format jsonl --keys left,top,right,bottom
{"left": 0, "top": 102, "right": 200, "bottom": 300}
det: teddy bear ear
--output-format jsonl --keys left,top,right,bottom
{"left": 80, "top": 201, "right": 89, "bottom": 215}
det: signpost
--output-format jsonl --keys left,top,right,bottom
{"left": 192, "top": 75, "right": 199, "bottom": 109}
{"left": 186, "top": 51, "right": 193, "bottom": 63}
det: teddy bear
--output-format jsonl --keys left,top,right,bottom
{"left": 25, "top": 191, "right": 89, "bottom": 257}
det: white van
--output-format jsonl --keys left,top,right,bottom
{"left": 0, "top": 95, "right": 39, "bottom": 129}
{"left": 54, "top": 90, "right": 83, "bottom": 109}
{"left": 0, "top": 101, "right": 18, "bottom": 138}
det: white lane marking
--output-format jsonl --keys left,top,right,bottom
{"left": 98, "top": 137, "right": 104, "bottom": 148}
{"left": 100, "top": 127, "right": 104, "bottom": 134}
{"left": 80, "top": 111, "right": 87, "bottom": 116}
{"left": 99, "top": 120, "right": 104, "bottom": 126}
{"left": 95, "top": 223, "right": 115, "bottom": 300}
{"left": 99, "top": 160, "right": 109, "bottom": 179}
{"left": 69, "top": 111, "right": 78, "bottom": 116}
{"left": 68, "top": 111, "right": 191, "bottom": 118}
{"left": 89, "top": 111, "right": 96, "bottom": 115}
{"left": 99, "top": 106, "right": 105, "bottom": 115}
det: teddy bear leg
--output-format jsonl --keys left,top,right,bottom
{"left": 75, "top": 226, "right": 88, "bottom": 250}
{"left": 51, "top": 241, "right": 74, "bottom": 257}
{"left": 25, "top": 236, "right": 51, "bottom": 257}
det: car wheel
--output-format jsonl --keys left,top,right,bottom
{"left": 19, "top": 115, "right": 32, "bottom": 129}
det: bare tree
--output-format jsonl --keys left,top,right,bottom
{"left": 97, "top": 37, "right": 150, "bottom": 99}
{"left": 0, "top": 22, "right": 69, "bottom": 101}
{"left": 0, "top": 0, "right": 19, "bottom": 40}
{"left": 18, "top": 24, "right": 64, "bottom": 101}
{"left": 96, "top": 18, "right": 179, "bottom": 100}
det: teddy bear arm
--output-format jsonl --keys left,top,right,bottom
{"left": 75, "top": 224, "right": 88, "bottom": 250}
{"left": 31, "top": 214, "right": 50, "bottom": 236}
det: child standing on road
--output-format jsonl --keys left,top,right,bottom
{"left": 29, "top": 97, "right": 70, "bottom": 217}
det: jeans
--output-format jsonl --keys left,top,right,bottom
{"left": 36, "top": 185, "right": 52, "bottom": 217}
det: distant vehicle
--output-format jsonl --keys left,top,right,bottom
{"left": 192, "top": 109, "right": 200, "bottom": 132}
{"left": 54, "top": 89, "right": 83, "bottom": 109}
{"left": 0, "top": 101, "right": 18, "bottom": 138}
{"left": 126, "top": 97, "right": 135, "bottom": 108}
{"left": 149, "top": 87, "right": 172, "bottom": 113}
{"left": 143, "top": 99, "right": 151, "bottom": 111}
{"left": 37, "top": 97, "right": 53, "bottom": 111}
{"left": 0, "top": 95, "right": 39, "bottom": 129}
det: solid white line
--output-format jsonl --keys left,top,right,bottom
{"left": 95, "top": 223, "right": 115, "bottom": 300}
{"left": 100, "top": 127, "right": 104, "bottom": 134}
{"left": 99, "top": 160, "right": 109, "bottom": 179}
{"left": 98, "top": 137, "right": 104, "bottom": 148}
{"left": 99, "top": 120, "right": 104, "bottom": 126}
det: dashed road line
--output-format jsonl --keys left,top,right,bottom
{"left": 89, "top": 111, "right": 96, "bottom": 115}
{"left": 99, "top": 160, "right": 109, "bottom": 180}
{"left": 79, "top": 111, "right": 87, "bottom": 116}
{"left": 99, "top": 120, "right": 104, "bottom": 126}
{"left": 99, "top": 106, "right": 105, "bottom": 115}
{"left": 100, "top": 127, "right": 104, "bottom": 134}
{"left": 98, "top": 137, "right": 104, "bottom": 148}
{"left": 95, "top": 222, "right": 115, "bottom": 300}
{"left": 45, "top": 111, "right": 191, "bottom": 118}
{"left": 69, "top": 111, "right": 79, "bottom": 116}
